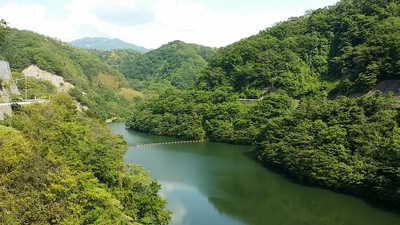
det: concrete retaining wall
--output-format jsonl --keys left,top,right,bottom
{"left": 0, "top": 104, "right": 12, "bottom": 120}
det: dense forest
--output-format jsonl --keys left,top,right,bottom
{"left": 0, "top": 94, "right": 171, "bottom": 224}
{"left": 125, "top": 0, "right": 400, "bottom": 207}
{"left": 92, "top": 40, "right": 216, "bottom": 91}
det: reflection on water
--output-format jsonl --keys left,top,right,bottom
{"left": 158, "top": 182, "right": 188, "bottom": 225}
{"left": 108, "top": 123, "right": 400, "bottom": 225}
{"left": 159, "top": 181, "right": 243, "bottom": 225}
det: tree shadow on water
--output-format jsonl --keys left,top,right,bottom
{"left": 242, "top": 150, "right": 400, "bottom": 216}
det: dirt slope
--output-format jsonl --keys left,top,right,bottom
{"left": 22, "top": 65, "right": 74, "bottom": 92}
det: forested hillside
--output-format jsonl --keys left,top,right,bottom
{"left": 0, "top": 94, "right": 171, "bottom": 224}
{"left": 89, "top": 48, "right": 144, "bottom": 84}
{"left": 108, "top": 40, "right": 216, "bottom": 90}
{"left": 198, "top": 0, "right": 400, "bottom": 98}
{"left": 0, "top": 20, "right": 173, "bottom": 225}
{"left": 127, "top": 0, "right": 400, "bottom": 207}
{"left": 0, "top": 29, "right": 141, "bottom": 119}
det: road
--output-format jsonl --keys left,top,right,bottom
{"left": 0, "top": 99, "right": 48, "bottom": 106}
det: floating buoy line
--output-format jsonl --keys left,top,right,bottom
{"left": 128, "top": 139, "right": 208, "bottom": 148}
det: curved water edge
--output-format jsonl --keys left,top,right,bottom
{"left": 108, "top": 122, "right": 400, "bottom": 225}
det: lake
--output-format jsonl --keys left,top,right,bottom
{"left": 108, "top": 122, "right": 400, "bottom": 225}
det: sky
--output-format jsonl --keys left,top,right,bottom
{"left": 0, "top": 0, "right": 339, "bottom": 49}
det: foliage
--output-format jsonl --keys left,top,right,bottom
{"left": 14, "top": 76, "right": 57, "bottom": 99}
{"left": 197, "top": 16, "right": 329, "bottom": 98}
{"left": 90, "top": 49, "right": 144, "bottom": 77}
{"left": 0, "top": 29, "right": 138, "bottom": 119}
{"left": 196, "top": 0, "right": 400, "bottom": 98}
{"left": 112, "top": 40, "right": 216, "bottom": 90}
{"left": 127, "top": 88, "right": 294, "bottom": 144}
{"left": 0, "top": 19, "right": 8, "bottom": 49}
{"left": 118, "top": 88, "right": 144, "bottom": 100}
{"left": 93, "top": 73, "right": 121, "bottom": 90}
{"left": 126, "top": 0, "right": 400, "bottom": 208}
{"left": 254, "top": 92, "right": 400, "bottom": 206}
{"left": 0, "top": 94, "right": 171, "bottom": 224}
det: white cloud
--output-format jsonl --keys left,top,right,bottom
{"left": 92, "top": 0, "right": 156, "bottom": 26}
{"left": 0, "top": 2, "right": 47, "bottom": 31}
{"left": 63, "top": 0, "right": 103, "bottom": 38}
{"left": 155, "top": 0, "right": 213, "bottom": 31}
{"left": 0, "top": 0, "right": 339, "bottom": 49}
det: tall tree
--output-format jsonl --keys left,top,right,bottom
{"left": 0, "top": 19, "right": 8, "bottom": 48}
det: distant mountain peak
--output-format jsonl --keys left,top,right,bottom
{"left": 69, "top": 37, "right": 149, "bottom": 52}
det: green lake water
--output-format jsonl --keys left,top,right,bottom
{"left": 108, "top": 122, "right": 400, "bottom": 225}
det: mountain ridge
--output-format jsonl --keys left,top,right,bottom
{"left": 69, "top": 37, "right": 150, "bottom": 52}
{"left": 92, "top": 40, "right": 217, "bottom": 90}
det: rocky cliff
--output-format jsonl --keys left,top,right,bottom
{"left": 0, "top": 60, "right": 20, "bottom": 103}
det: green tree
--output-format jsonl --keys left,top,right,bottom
{"left": 1, "top": 94, "right": 171, "bottom": 224}
{"left": 0, "top": 19, "right": 8, "bottom": 48}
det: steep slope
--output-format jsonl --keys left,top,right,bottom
{"left": 0, "top": 95, "right": 171, "bottom": 224}
{"left": 69, "top": 37, "right": 149, "bottom": 52}
{"left": 89, "top": 48, "right": 144, "bottom": 80}
{"left": 0, "top": 29, "right": 141, "bottom": 119}
{"left": 120, "top": 40, "right": 216, "bottom": 90}
{"left": 23, "top": 65, "right": 74, "bottom": 93}
{"left": 197, "top": 0, "right": 400, "bottom": 98}
{"left": 0, "top": 60, "right": 20, "bottom": 103}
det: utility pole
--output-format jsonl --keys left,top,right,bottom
{"left": 12, "top": 75, "right": 27, "bottom": 101}
{"left": 25, "top": 75, "right": 27, "bottom": 101}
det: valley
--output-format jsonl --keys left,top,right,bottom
{"left": 1, "top": 0, "right": 400, "bottom": 224}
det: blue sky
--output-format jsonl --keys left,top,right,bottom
{"left": 0, "top": 0, "right": 339, "bottom": 49}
